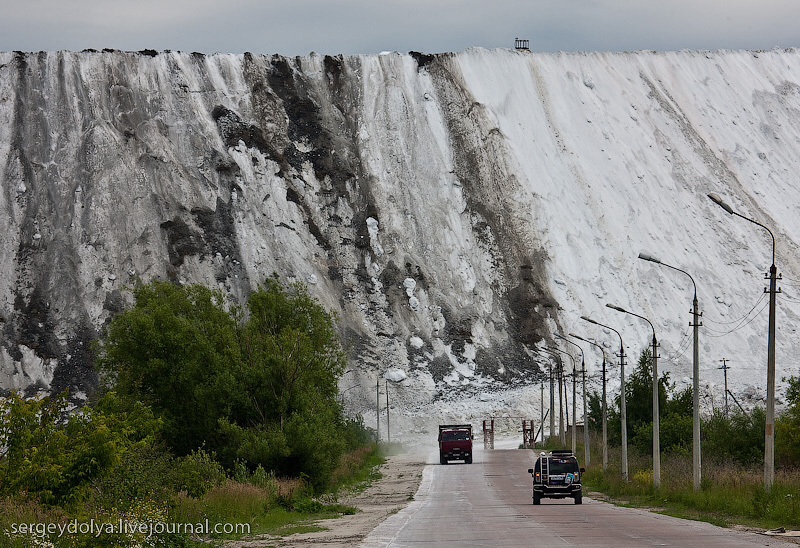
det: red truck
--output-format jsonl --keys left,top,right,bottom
{"left": 438, "top": 424, "right": 473, "bottom": 464}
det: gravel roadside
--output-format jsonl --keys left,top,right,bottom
{"left": 224, "top": 450, "right": 429, "bottom": 548}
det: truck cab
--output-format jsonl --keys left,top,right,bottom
{"left": 438, "top": 424, "right": 473, "bottom": 464}
{"left": 527, "top": 449, "right": 585, "bottom": 504}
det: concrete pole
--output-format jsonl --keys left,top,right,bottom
{"left": 582, "top": 358, "right": 590, "bottom": 467}
{"left": 376, "top": 377, "right": 380, "bottom": 443}
{"left": 602, "top": 353, "right": 608, "bottom": 471}
{"left": 766, "top": 263, "right": 778, "bottom": 491}
{"left": 559, "top": 362, "right": 566, "bottom": 446}
{"left": 540, "top": 382, "right": 545, "bottom": 445}
{"left": 572, "top": 366, "right": 577, "bottom": 455}
{"left": 692, "top": 295, "right": 701, "bottom": 492}
{"left": 620, "top": 342, "right": 628, "bottom": 481}
{"left": 549, "top": 362, "right": 556, "bottom": 442}
{"left": 720, "top": 359, "right": 730, "bottom": 417}
{"left": 707, "top": 192, "right": 779, "bottom": 492}
{"left": 580, "top": 316, "right": 627, "bottom": 481}
{"left": 386, "top": 380, "right": 390, "bottom": 444}
{"left": 652, "top": 333, "right": 661, "bottom": 489}
{"left": 638, "top": 254, "right": 700, "bottom": 492}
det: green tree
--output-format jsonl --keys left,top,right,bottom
{"left": 776, "top": 375, "right": 800, "bottom": 467}
{"left": 98, "top": 281, "right": 241, "bottom": 455}
{"left": 591, "top": 347, "right": 690, "bottom": 452}
{"left": 232, "top": 279, "right": 348, "bottom": 488}
{"left": 99, "top": 278, "right": 355, "bottom": 490}
{"left": 236, "top": 279, "right": 346, "bottom": 431}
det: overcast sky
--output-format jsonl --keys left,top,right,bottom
{"left": 2, "top": 0, "right": 799, "bottom": 56}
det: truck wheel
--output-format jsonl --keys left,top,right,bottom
{"left": 465, "top": 456, "right": 473, "bottom": 464}
{"left": 533, "top": 492, "right": 541, "bottom": 505}
{"left": 440, "top": 456, "right": 447, "bottom": 465}
{"left": 574, "top": 494, "right": 582, "bottom": 505}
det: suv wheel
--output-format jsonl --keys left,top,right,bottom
{"left": 574, "top": 494, "right": 582, "bottom": 505}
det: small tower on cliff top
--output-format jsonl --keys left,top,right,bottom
{"left": 515, "top": 38, "right": 530, "bottom": 51}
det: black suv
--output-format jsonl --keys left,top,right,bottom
{"left": 527, "top": 450, "right": 585, "bottom": 504}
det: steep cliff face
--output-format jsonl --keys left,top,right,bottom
{"left": 2, "top": 49, "right": 800, "bottom": 433}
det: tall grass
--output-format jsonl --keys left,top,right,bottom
{"left": 0, "top": 444, "right": 382, "bottom": 547}
{"left": 582, "top": 445, "right": 800, "bottom": 529}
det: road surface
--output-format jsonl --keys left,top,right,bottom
{"left": 361, "top": 445, "right": 796, "bottom": 547}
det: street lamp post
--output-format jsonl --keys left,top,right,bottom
{"left": 571, "top": 333, "right": 608, "bottom": 471}
{"left": 544, "top": 346, "right": 575, "bottom": 447}
{"left": 539, "top": 348, "right": 561, "bottom": 444}
{"left": 557, "top": 333, "right": 590, "bottom": 466}
{"left": 639, "top": 252, "right": 702, "bottom": 492}
{"left": 708, "top": 192, "right": 780, "bottom": 491}
{"left": 581, "top": 316, "right": 629, "bottom": 481}
{"left": 607, "top": 303, "right": 661, "bottom": 489}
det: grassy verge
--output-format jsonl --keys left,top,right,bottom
{"left": 582, "top": 448, "right": 800, "bottom": 531}
{"left": 170, "top": 443, "right": 387, "bottom": 542}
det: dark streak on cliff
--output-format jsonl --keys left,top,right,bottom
{"left": 423, "top": 55, "right": 553, "bottom": 379}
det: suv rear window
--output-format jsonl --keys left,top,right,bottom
{"left": 535, "top": 458, "right": 579, "bottom": 474}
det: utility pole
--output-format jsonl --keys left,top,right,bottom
{"left": 376, "top": 378, "right": 380, "bottom": 443}
{"left": 559, "top": 360, "right": 565, "bottom": 446}
{"left": 540, "top": 382, "right": 545, "bottom": 444}
{"left": 708, "top": 193, "right": 780, "bottom": 491}
{"left": 581, "top": 316, "right": 628, "bottom": 481}
{"left": 719, "top": 359, "right": 731, "bottom": 417}
{"left": 549, "top": 361, "right": 555, "bottom": 442}
{"left": 638, "top": 253, "right": 701, "bottom": 491}
{"left": 582, "top": 359, "right": 589, "bottom": 467}
{"left": 607, "top": 304, "right": 659, "bottom": 488}
{"left": 386, "top": 380, "right": 390, "bottom": 443}
{"left": 652, "top": 334, "right": 661, "bottom": 489}
{"left": 565, "top": 368, "right": 572, "bottom": 451}
{"left": 572, "top": 365, "right": 577, "bottom": 455}
{"left": 558, "top": 332, "right": 589, "bottom": 466}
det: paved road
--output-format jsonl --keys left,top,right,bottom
{"left": 361, "top": 446, "right": 796, "bottom": 547}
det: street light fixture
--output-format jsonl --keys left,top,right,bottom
{"left": 557, "top": 333, "right": 589, "bottom": 466}
{"left": 571, "top": 332, "right": 608, "bottom": 471}
{"left": 708, "top": 192, "right": 780, "bottom": 491}
{"left": 606, "top": 303, "right": 661, "bottom": 489}
{"left": 639, "top": 252, "right": 702, "bottom": 492}
{"left": 581, "top": 315, "right": 629, "bottom": 481}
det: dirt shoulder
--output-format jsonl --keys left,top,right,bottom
{"left": 225, "top": 451, "right": 428, "bottom": 548}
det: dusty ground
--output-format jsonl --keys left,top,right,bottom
{"left": 224, "top": 450, "right": 428, "bottom": 548}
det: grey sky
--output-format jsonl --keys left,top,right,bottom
{"left": 1, "top": 0, "right": 799, "bottom": 56}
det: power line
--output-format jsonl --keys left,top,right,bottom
{"left": 704, "top": 300, "right": 769, "bottom": 338}
{"left": 703, "top": 292, "right": 766, "bottom": 326}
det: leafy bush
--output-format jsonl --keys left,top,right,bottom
{"left": 172, "top": 449, "right": 228, "bottom": 498}
{"left": 702, "top": 408, "right": 765, "bottom": 467}
{"left": 98, "top": 278, "right": 361, "bottom": 491}
{"left": 0, "top": 392, "right": 129, "bottom": 505}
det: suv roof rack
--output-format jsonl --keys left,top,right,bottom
{"left": 551, "top": 449, "right": 575, "bottom": 456}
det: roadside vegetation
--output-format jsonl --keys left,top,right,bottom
{"left": 0, "top": 279, "right": 381, "bottom": 547}
{"left": 558, "top": 348, "right": 800, "bottom": 530}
